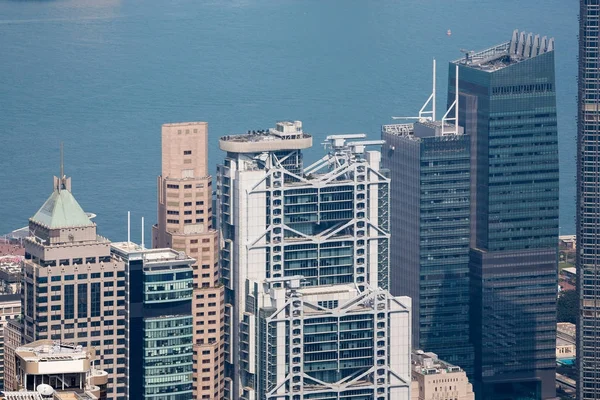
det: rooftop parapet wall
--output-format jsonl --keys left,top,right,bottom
{"left": 219, "top": 121, "right": 312, "bottom": 153}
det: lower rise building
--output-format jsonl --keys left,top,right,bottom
{"left": 0, "top": 294, "right": 21, "bottom": 390}
{"left": 247, "top": 278, "right": 412, "bottom": 400}
{"left": 411, "top": 351, "right": 474, "bottom": 400}
{"left": 2, "top": 340, "right": 108, "bottom": 400}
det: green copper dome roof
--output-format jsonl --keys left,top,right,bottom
{"left": 30, "top": 189, "right": 92, "bottom": 229}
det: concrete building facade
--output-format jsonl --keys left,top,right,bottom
{"left": 3, "top": 318, "right": 22, "bottom": 394}
{"left": 411, "top": 351, "right": 474, "bottom": 400}
{"left": 217, "top": 121, "right": 411, "bottom": 400}
{"left": 3, "top": 340, "right": 108, "bottom": 400}
{"left": 20, "top": 173, "right": 126, "bottom": 399}
{"left": 0, "top": 294, "right": 21, "bottom": 390}
{"left": 152, "top": 122, "right": 224, "bottom": 399}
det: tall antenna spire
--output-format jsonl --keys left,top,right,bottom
{"left": 57, "top": 142, "right": 65, "bottom": 192}
{"left": 442, "top": 64, "right": 460, "bottom": 135}
{"left": 391, "top": 59, "right": 436, "bottom": 123}
{"left": 60, "top": 142, "right": 64, "bottom": 179}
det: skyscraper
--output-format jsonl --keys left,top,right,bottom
{"left": 382, "top": 120, "right": 474, "bottom": 374}
{"left": 20, "top": 170, "right": 127, "bottom": 398}
{"left": 577, "top": 2, "right": 600, "bottom": 399}
{"left": 110, "top": 241, "right": 195, "bottom": 399}
{"left": 217, "top": 121, "right": 412, "bottom": 400}
{"left": 450, "top": 30, "right": 559, "bottom": 399}
{"left": 152, "top": 122, "right": 224, "bottom": 399}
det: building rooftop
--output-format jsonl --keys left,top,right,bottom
{"left": 412, "top": 350, "right": 464, "bottom": 375}
{"left": 452, "top": 29, "right": 554, "bottom": 72}
{"left": 163, "top": 121, "right": 206, "bottom": 128}
{"left": 30, "top": 189, "right": 92, "bottom": 229}
{"left": 15, "top": 340, "right": 89, "bottom": 362}
{"left": 0, "top": 256, "right": 22, "bottom": 274}
{"left": 111, "top": 242, "right": 193, "bottom": 264}
{"left": 381, "top": 123, "right": 414, "bottom": 136}
{"left": 219, "top": 121, "right": 312, "bottom": 153}
{"left": 557, "top": 322, "right": 576, "bottom": 341}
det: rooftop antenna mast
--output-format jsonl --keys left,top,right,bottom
{"left": 127, "top": 211, "right": 131, "bottom": 244}
{"left": 442, "top": 64, "right": 460, "bottom": 135}
{"left": 141, "top": 217, "right": 145, "bottom": 249}
{"left": 60, "top": 143, "right": 64, "bottom": 180}
{"left": 392, "top": 59, "right": 436, "bottom": 122}
{"left": 57, "top": 142, "right": 65, "bottom": 192}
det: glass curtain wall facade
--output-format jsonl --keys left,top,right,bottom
{"left": 450, "top": 31, "right": 559, "bottom": 400}
{"left": 111, "top": 243, "right": 195, "bottom": 400}
{"left": 382, "top": 122, "right": 473, "bottom": 375}
{"left": 577, "top": 1, "right": 600, "bottom": 399}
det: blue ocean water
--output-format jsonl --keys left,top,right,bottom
{"left": 0, "top": 0, "right": 577, "bottom": 242}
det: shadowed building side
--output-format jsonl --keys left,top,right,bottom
{"left": 450, "top": 30, "right": 559, "bottom": 400}
{"left": 577, "top": 1, "right": 600, "bottom": 399}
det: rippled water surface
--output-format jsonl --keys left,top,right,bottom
{"left": 0, "top": 0, "right": 578, "bottom": 241}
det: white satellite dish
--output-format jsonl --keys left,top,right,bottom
{"left": 36, "top": 384, "right": 55, "bottom": 396}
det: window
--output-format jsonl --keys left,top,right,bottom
{"left": 85, "top": 257, "right": 96, "bottom": 264}
{"left": 184, "top": 184, "right": 192, "bottom": 189}
{"left": 184, "top": 202, "right": 192, "bottom": 206}
{"left": 167, "top": 219, "right": 179, "bottom": 224}
{"left": 78, "top": 273, "right": 87, "bottom": 279}
{"left": 196, "top": 201, "right": 204, "bottom": 205}
{"left": 91, "top": 283, "right": 101, "bottom": 317}
{"left": 167, "top": 184, "right": 179, "bottom": 189}
{"left": 64, "top": 285, "right": 74, "bottom": 319}
{"left": 184, "top": 150, "right": 192, "bottom": 155}
{"left": 78, "top": 283, "right": 88, "bottom": 318}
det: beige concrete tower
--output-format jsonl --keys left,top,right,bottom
{"left": 20, "top": 171, "right": 126, "bottom": 399}
{"left": 152, "top": 122, "right": 224, "bottom": 400}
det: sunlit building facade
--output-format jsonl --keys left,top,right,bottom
{"left": 217, "top": 121, "right": 411, "bottom": 400}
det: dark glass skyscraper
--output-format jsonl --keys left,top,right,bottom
{"left": 577, "top": 2, "right": 600, "bottom": 399}
{"left": 110, "top": 242, "right": 195, "bottom": 400}
{"left": 382, "top": 121, "right": 474, "bottom": 375}
{"left": 450, "top": 30, "right": 559, "bottom": 400}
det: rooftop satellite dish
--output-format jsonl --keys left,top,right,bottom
{"left": 37, "top": 384, "right": 55, "bottom": 396}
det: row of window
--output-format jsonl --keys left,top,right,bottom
{"left": 32, "top": 255, "right": 112, "bottom": 267}
{"left": 167, "top": 182, "right": 211, "bottom": 189}
{"left": 167, "top": 218, "right": 205, "bottom": 224}
{"left": 36, "top": 272, "right": 123, "bottom": 283}
{"left": 167, "top": 209, "right": 205, "bottom": 215}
